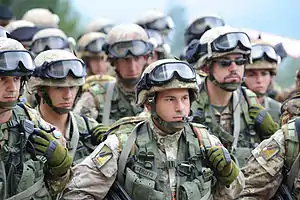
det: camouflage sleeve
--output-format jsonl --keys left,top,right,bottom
{"left": 74, "top": 91, "right": 99, "bottom": 120}
{"left": 46, "top": 169, "right": 72, "bottom": 197}
{"left": 238, "top": 130, "right": 285, "bottom": 200}
{"left": 62, "top": 134, "right": 120, "bottom": 200}
{"left": 208, "top": 135, "right": 245, "bottom": 200}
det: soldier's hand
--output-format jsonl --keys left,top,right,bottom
{"left": 249, "top": 106, "right": 279, "bottom": 137}
{"left": 207, "top": 146, "right": 239, "bottom": 185}
{"left": 27, "top": 128, "right": 72, "bottom": 177}
{"left": 91, "top": 124, "right": 110, "bottom": 145}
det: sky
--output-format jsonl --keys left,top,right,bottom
{"left": 73, "top": 0, "right": 300, "bottom": 40}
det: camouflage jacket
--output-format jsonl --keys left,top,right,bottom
{"left": 0, "top": 103, "right": 71, "bottom": 199}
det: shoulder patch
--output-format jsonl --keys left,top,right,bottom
{"left": 261, "top": 141, "right": 280, "bottom": 161}
{"left": 92, "top": 144, "right": 113, "bottom": 170}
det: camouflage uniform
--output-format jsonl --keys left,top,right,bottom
{"left": 63, "top": 59, "right": 244, "bottom": 200}
{"left": 74, "top": 24, "right": 152, "bottom": 125}
{"left": 29, "top": 49, "right": 100, "bottom": 164}
{"left": 187, "top": 26, "right": 279, "bottom": 167}
{"left": 0, "top": 37, "right": 71, "bottom": 199}
{"left": 239, "top": 94, "right": 300, "bottom": 199}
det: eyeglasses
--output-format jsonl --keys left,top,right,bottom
{"left": 212, "top": 57, "right": 247, "bottom": 67}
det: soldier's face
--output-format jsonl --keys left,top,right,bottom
{"left": 244, "top": 69, "right": 272, "bottom": 94}
{"left": 211, "top": 54, "right": 245, "bottom": 84}
{"left": 44, "top": 86, "right": 78, "bottom": 110}
{"left": 88, "top": 56, "right": 108, "bottom": 76}
{"left": 115, "top": 56, "right": 147, "bottom": 79}
{"left": 0, "top": 76, "right": 20, "bottom": 102}
{"left": 154, "top": 89, "right": 190, "bottom": 122}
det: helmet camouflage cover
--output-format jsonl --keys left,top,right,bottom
{"left": 22, "top": 8, "right": 59, "bottom": 28}
{"left": 136, "top": 58, "right": 199, "bottom": 106}
{"left": 280, "top": 94, "right": 300, "bottom": 125}
{"left": 29, "top": 49, "right": 85, "bottom": 92}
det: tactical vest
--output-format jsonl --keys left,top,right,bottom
{"left": 68, "top": 112, "right": 98, "bottom": 164}
{"left": 88, "top": 82, "right": 144, "bottom": 124}
{"left": 0, "top": 103, "right": 51, "bottom": 199}
{"left": 192, "top": 85, "right": 264, "bottom": 167}
{"left": 264, "top": 96, "right": 281, "bottom": 124}
{"left": 118, "top": 121, "right": 215, "bottom": 200}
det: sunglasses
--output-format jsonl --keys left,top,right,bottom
{"left": 212, "top": 57, "right": 247, "bottom": 67}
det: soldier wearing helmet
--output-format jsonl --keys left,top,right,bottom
{"left": 0, "top": 4, "right": 14, "bottom": 27}
{"left": 74, "top": 24, "right": 152, "bottom": 125}
{"left": 5, "top": 20, "right": 40, "bottom": 50}
{"left": 185, "top": 26, "right": 279, "bottom": 167}
{"left": 63, "top": 59, "right": 244, "bottom": 200}
{"left": 28, "top": 49, "right": 107, "bottom": 162}
{"left": 244, "top": 42, "right": 282, "bottom": 123}
{"left": 240, "top": 94, "right": 300, "bottom": 199}
{"left": 30, "top": 28, "right": 73, "bottom": 56}
{"left": 0, "top": 37, "right": 72, "bottom": 199}
{"left": 22, "top": 8, "right": 60, "bottom": 28}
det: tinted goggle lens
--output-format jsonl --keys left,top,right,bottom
{"left": 109, "top": 40, "right": 150, "bottom": 58}
{"left": 0, "top": 51, "right": 35, "bottom": 71}
{"left": 31, "top": 37, "right": 68, "bottom": 54}
{"left": 213, "top": 32, "right": 251, "bottom": 52}
{"left": 149, "top": 16, "right": 174, "bottom": 30}
{"left": 149, "top": 62, "right": 196, "bottom": 83}
{"left": 190, "top": 17, "right": 225, "bottom": 34}
{"left": 251, "top": 44, "right": 278, "bottom": 62}
{"left": 38, "top": 60, "right": 86, "bottom": 79}
{"left": 86, "top": 38, "right": 106, "bottom": 53}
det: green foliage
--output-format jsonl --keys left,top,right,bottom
{"left": 0, "top": 0, "right": 80, "bottom": 38}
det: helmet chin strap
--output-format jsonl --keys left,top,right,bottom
{"left": 148, "top": 95, "right": 185, "bottom": 134}
{"left": 0, "top": 101, "right": 18, "bottom": 114}
{"left": 40, "top": 88, "right": 71, "bottom": 114}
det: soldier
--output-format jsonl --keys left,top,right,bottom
{"left": 76, "top": 31, "right": 113, "bottom": 77}
{"left": 185, "top": 26, "right": 279, "bottom": 167}
{"left": 239, "top": 94, "right": 300, "bottom": 199}
{"left": 0, "top": 37, "right": 72, "bottom": 199}
{"left": 146, "top": 29, "right": 172, "bottom": 64}
{"left": 5, "top": 20, "right": 40, "bottom": 50}
{"left": 30, "top": 28, "right": 74, "bottom": 56}
{"left": 244, "top": 43, "right": 282, "bottom": 123}
{"left": 22, "top": 8, "right": 60, "bottom": 28}
{"left": 62, "top": 59, "right": 244, "bottom": 200}
{"left": 28, "top": 49, "right": 105, "bottom": 163}
{"left": 74, "top": 24, "right": 152, "bottom": 125}
{"left": 0, "top": 4, "right": 14, "bottom": 27}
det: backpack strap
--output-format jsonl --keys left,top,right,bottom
{"left": 286, "top": 118, "right": 300, "bottom": 190}
{"left": 191, "top": 123, "right": 212, "bottom": 148}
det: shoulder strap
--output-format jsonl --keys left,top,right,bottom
{"left": 80, "top": 114, "right": 91, "bottom": 135}
{"left": 102, "top": 80, "right": 116, "bottom": 125}
{"left": 69, "top": 112, "right": 80, "bottom": 159}
{"left": 117, "top": 121, "right": 146, "bottom": 185}
{"left": 6, "top": 175, "right": 44, "bottom": 200}
{"left": 231, "top": 90, "right": 241, "bottom": 153}
{"left": 286, "top": 118, "right": 300, "bottom": 190}
{"left": 191, "top": 124, "right": 212, "bottom": 148}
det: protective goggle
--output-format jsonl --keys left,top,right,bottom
{"left": 30, "top": 36, "right": 69, "bottom": 54}
{"left": 107, "top": 40, "right": 152, "bottom": 58}
{"left": 211, "top": 32, "right": 251, "bottom": 53}
{"left": 34, "top": 59, "right": 86, "bottom": 79}
{"left": 212, "top": 57, "right": 247, "bottom": 67}
{"left": 10, "top": 26, "right": 41, "bottom": 42}
{"left": 0, "top": 50, "right": 35, "bottom": 73}
{"left": 98, "top": 24, "right": 114, "bottom": 34}
{"left": 251, "top": 44, "right": 278, "bottom": 63}
{"left": 78, "top": 37, "right": 106, "bottom": 53}
{"left": 145, "top": 16, "right": 175, "bottom": 31}
{"left": 146, "top": 29, "right": 164, "bottom": 46}
{"left": 188, "top": 17, "right": 225, "bottom": 35}
{"left": 137, "top": 62, "right": 196, "bottom": 92}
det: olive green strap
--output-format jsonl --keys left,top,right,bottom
{"left": 102, "top": 81, "right": 116, "bottom": 125}
{"left": 69, "top": 112, "right": 80, "bottom": 159}
{"left": 6, "top": 175, "right": 44, "bottom": 200}
{"left": 118, "top": 121, "right": 145, "bottom": 185}
{"left": 231, "top": 90, "right": 241, "bottom": 154}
